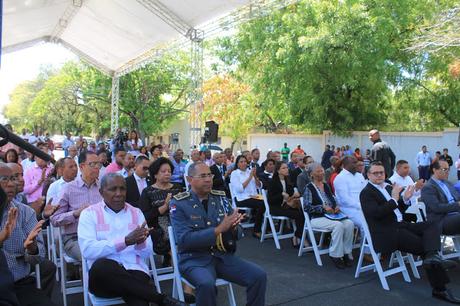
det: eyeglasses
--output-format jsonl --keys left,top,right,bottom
{"left": 86, "top": 162, "right": 103, "bottom": 169}
{"left": 369, "top": 171, "right": 385, "bottom": 176}
{"left": 0, "top": 176, "right": 18, "bottom": 183}
{"left": 142, "top": 167, "right": 149, "bottom": 171}
{"left": 191, "top": 173, "right": 214, "bottom": 179}
{"left": 439, "top": 168, "right": 450, "bottom": 172}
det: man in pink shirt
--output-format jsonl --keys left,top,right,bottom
{"left": 51, "top": 151, "right": 103, "bottom": 260}
{"left": 23, "top": 142, "right": 53, "bottom": 204}
{"left": 105, "top": 148, "right": 126, "bottom": 174}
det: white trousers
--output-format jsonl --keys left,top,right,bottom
{"left": 310, "top": 217, "right": 355, "bottom": 258}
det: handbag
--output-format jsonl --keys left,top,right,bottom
{"left": 150, "top": 226, "right": 170, "bottom": 255}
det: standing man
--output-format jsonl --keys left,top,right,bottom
{"left": 23, "top": 143, "right": 53, "bottom": 204}
{"left": 51, "top": 152, "right": 103, "bottom": 261}
{"left": 333, "top": 156, "right": 367, "bottom": 231}
{"left": 440, "top": 148, "right": 453, "bottom": 168}
{"left": 170, "top": 162, "right": 267, "bottom": 306}
{"left": 369, "top": 129, "right": 396, "bottom": 178}
{"left": 416, "top": 145, "right": 432, "bottom": 181}
{"left": 125, "top": 156, "right": 151, "bottom": 206}
{"left": 281, "top": 143, "right": 290, "bottom": 163}
{"left": 171, "top": 149, "right": 187, "bottom": 187}
{"left": 321, "top": 145, "right": 334, "bottom": 170}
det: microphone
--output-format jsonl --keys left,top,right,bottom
{"left": 0, "top": 125, "right": 55, "bottom": 164}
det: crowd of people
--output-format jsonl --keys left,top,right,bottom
{"left": 1, "top": 125, "right": 460, "bottom": 305}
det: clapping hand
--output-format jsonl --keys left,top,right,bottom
{"left": 215, "top": 210, "right": 244, "bottom": 235}
{"left": 24, "top": 220, "right": 45, "bottom": 254}
{"left": 43, "top": 198, "right": 59, "bottom": 218}
{"left": 414, "top": 179, "right": 425, "bottom": 191}
{"left": 403, "top": 185, "right": 415, "bottom": 201}
{"left": 30, "top": 197, "right": 45, "bottom": 215}
{"left": 391, "top": 184, "right": 404, "bottom": 201}
{"left": 125, "top": 221, "right": 151, "bottom": 246}
{"left": 0, "top": 207, "right": 18, "bottom": 243}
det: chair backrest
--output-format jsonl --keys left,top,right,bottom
{"left": 168, "top": 226, "right": 181, "bottom": 279}
{"left": 260, "top": 189, "right": 271, "bottom": 216}
{"left": 228, "top": 183, "right": 237, "bottom": 209}
{"left": 358, "top": 211, "right": 375, "bottom": 249}
{"left": 417, "top": 201, "right": 427, "bottom": 222}
{"left": 299, "top": 196, "right": 315, "bottom": 230}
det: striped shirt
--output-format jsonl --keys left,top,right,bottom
{"left": 51, "top": 175, "right": 102, "bottom": 235}
{"left": 0, "top": 200, "right": 45, "bottom": 281}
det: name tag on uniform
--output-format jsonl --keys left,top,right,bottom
{"left": 190, "top": 215, "right": 202, "bottom": 220}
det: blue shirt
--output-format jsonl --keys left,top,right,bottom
{"left": 171, "top": 159, "right": 186, "bottom": 183}
{"left": 416, "top": 151, "right": 432, "bottom": 166}
{"left": 432, "top": 178, "right": 456, "bottom": 204}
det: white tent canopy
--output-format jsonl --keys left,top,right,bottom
{"left": 2, "top": 0, "right": 250, "bottom": 75}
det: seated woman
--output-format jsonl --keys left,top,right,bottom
{"left": 230, "top": 155, "right": 265, "bottom": 238}
{"left": 139, "top": 157, "right": 183, "bottom": 266}
{"left": 267, "top": 161, "right": 305, "bottom": 246}
{"left": 303, "top": 163, "right": 354, "bottom": 269}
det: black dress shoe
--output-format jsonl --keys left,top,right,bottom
{"left": 160, "top": 296, "right": 187, "bottom": 306}
{"left": 343, "top": 254, "right": 353, "bottom": 267}
{"left": 329, "top": 256, "right": 345, "bottom": 269}
{"left": 433, "top": 289, "right": 460, "bottom": 304}
{"left": 184, "top": 293, "right": 196, "bottom": 304}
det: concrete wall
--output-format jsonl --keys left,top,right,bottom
{"left": 248, "top": 129, "right": 460, "bottom": 181}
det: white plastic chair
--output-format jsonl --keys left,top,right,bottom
{"left": 47, "top": 224, "right": 61, "bottom": 281}
{"left": 229, "top": 183, "right": 254, "bottom": 229}
{"left": 34, "top": 263, "right": 41, "bottom": 289}
{"left": 82, "top": 258, "right": 124, "bottom": 306}
{"left": 168, "top": 226, "right": 236, "bottom": 306}
{"left": 259, "top": 189, "right": 296, "bottom": 250}
{"left": 354, "top": 214, "right": 412, "bottom": 290}
{"left": 298, "top": 197, "right": 331, "bottom": 266}
{"left": 57, "top": 227, "right": 83, "bottom": 306}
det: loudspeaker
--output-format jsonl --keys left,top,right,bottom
{"left": 205, "top": 120, "right": 219, "bottom": 143}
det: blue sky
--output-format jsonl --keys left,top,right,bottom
{"left": 0, "top": 43, "right": 77, "bottom": 123}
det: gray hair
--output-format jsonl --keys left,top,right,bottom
{"left": 188, "top": 161, "right": 206, "bottom": 177}
{"left": 306, "top": 162, "right": 322, "bottom": 177}
{"left": 100, "top": 173, "right": 125, "bottom": 191}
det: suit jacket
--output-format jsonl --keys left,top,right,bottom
{"left": 289, "top": 167, "right": 302, "bottom": 188}
{"left": 360, "top": 183, "right": 409, "bottom": 253}
{"left": 267, "top": 176, "right": 294, "bottom": 208}
{"left": 125, "top": 175, "right": 152, "bottom": 207}
{"left": 296, "top": 170, "right": 311, "bottom": 195}
{"left": 420, "top": 178, "right": 460, "bottom": 222}
{"left": 210, "top": 164, "right": 229, "bottom": 195}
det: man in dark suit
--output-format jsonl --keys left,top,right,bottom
{"left": 361, "top": 161, "right": 459, "bottom": 303}
{"left": 421, "top": 160, "right": 460, "bottom": 235}
{"left": 369, "top": 129, "right": 396, "bottom": 178}
{"left": 125, "top": 155, "right": 151, "bottom": 206}
{"left": 259, "top": 159, "right": 276, "bottom": 189}
{"left": 210, "top": 152, "right": 230, "bottom": 197}
{"left": 295, "top": 156, "right": 314, "bottom": 194}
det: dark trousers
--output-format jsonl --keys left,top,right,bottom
{"left": 418, "top": 166, "right": 431, "bottom": 180}
{"left": 0, "top": 251, "right": 19, "bottom": 306}
{"left": 183, "top": 256, "right": 266, "bottom": 306}
{"left": 457, "top": 170, "right": 460, "bottom": 181}
{"left": 440, "top": 213, "right": 460, "bottom": 235}
{"left": 89, "top": 258, "right": 165, "bottom": 306}
{"left": 269, "top": 205, "right": 305, "bottom": 238}
{"left": 14, "top": 259, "right": 57, "bottom": 306}
{"left": 236, "top": 198, "right": 265, "bottom": 233}
{"left": 395, "top": 221, "right": 449, "bottom": 291}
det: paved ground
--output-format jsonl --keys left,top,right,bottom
{"left": 55, "top": 229, "right": 460, "bottom": 306}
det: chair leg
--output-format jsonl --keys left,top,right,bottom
{"left": 373, "top": 255, "right": 390, "bottom": 291}
{"left": 260, "top": 216, "right": 268, "bottom": 242}
{"left": 61, "top": 260, "right": 68, "bottom": 306}
{"left": 269, "top": 217, "right": 281, "bottom": 249}
{"left": 308, "top": 230, "right": 323, "bottom": 266}
{"left": 395, "top": 251, "right": 411, "bottom": 283}
{"left": 354, "top": 242, "right": 366, "bottom": 278}
{"left": 388, "top": 252, "right": 396, "bottom": 268}
{"left": 406, "top": 254, "right": 421, "bottom": 279}
{"left": 298, "top": 226, "right": 308, "bottom": 257}
{"left": 227, "top": 283, "right": 237, "bottom": 306}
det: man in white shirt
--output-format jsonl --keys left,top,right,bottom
{"left": 28, "top": 130, "right": 39, "bottom": 146}
{"left": 333, "top": 156, "right": 367, "bottom": 231}
{"left": 21, "top": 151, "right": 35, "bottom": 173}
{"left": 77, "top": 173, "right": 184, "bottom": 306}
{"left": 389, "top": 160, "right": 425, "bottom": 206}
{"left": 62, "top": 132, "right": 75, "bottom": 157}
{"left": 416, "top": 145, "right": 432, "bottom": 181}
{"left": 46, "top": 158, "right": 78, "bottom": 205}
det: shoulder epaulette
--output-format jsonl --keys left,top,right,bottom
{"left": 173, "top": 192, "right": 191, "bottom": 201}
{"left": 211, "top": 189, "right": 226, "bottom": 197}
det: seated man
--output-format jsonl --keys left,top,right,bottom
{"left": 78, "top": 173, "right": 184, "bottom": 306}
{"left": 421, "top": 160, "right": 460, "bottom": 236}
{"left": 389, "top": 160, "right": 425, "bottom": 205}
{"left": 361, "top": 162, "right": 459, "bottom": 303}
{"left": 258, "top": 158, "right": 276, "bottom": 190}
{"left": 170, "top": 162, "right": 267, "bottom": 306}
{"left": 210, "top": 152, "right": 230, "bottom": 197}
{"left": 0, "top": 163, "right": 57, "bottom": 306}
{"left": 51, "top": 151, "right": 103, "bottom": 261}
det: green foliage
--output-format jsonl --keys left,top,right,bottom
{"left": 217, "top": 0, "right": 458, "bottom": 133}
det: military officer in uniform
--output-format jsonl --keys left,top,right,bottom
{"left": 170, "top": 161, "right": 267, "bottom": 306}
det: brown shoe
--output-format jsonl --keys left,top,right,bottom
{"left": 363, "top": 254, "right": 374, "bottom": 263}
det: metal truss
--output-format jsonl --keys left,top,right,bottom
{"left": 50, "top": 0, "right": 83, "bottom": 42}
{"left": 110, "top": 77, "right": 119, "bottom": 136}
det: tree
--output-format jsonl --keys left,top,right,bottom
{"left": 202, "top": 75, "right": 259, "bottom": 149}
{"left": 218, "top": 0, "right": 456, "bottom": 133}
